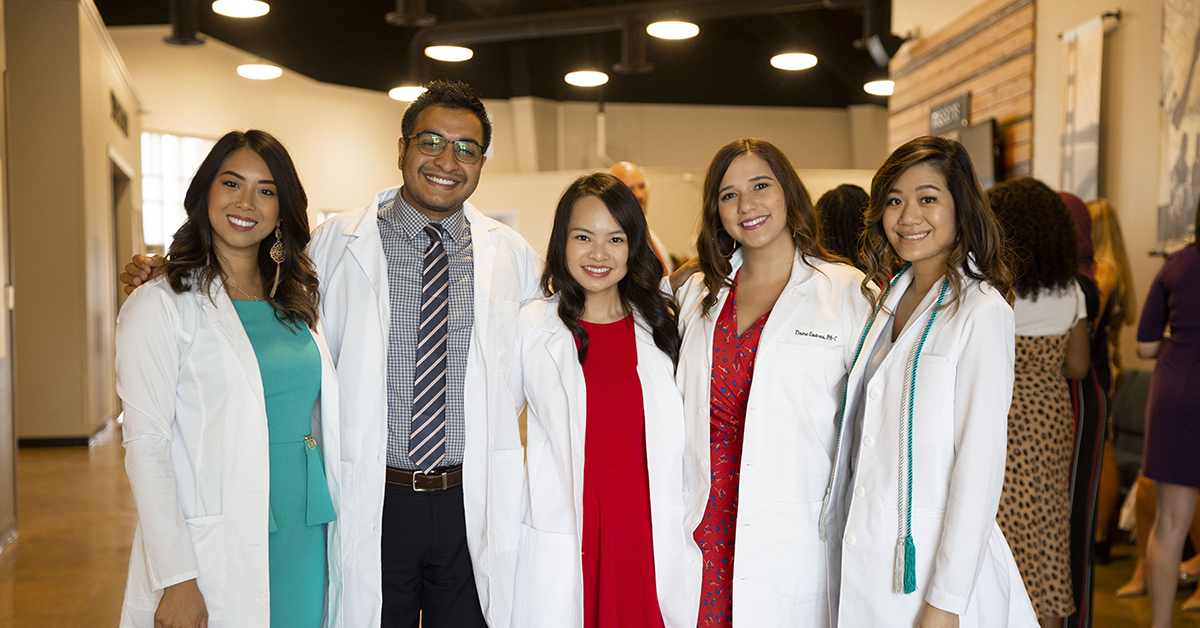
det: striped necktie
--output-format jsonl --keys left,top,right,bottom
{"left": 410, "top": 223, "right": 448, "bottom": 473}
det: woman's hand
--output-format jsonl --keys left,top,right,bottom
{"left": 155, "top": 579, "right": 208, "bottom": 628}
{"left": 915, "top": 602, "right": 959, "bottom": 628}
{"left": 120, "top": 254, "right": 165, "bottom": 295}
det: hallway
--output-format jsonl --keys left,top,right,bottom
{"left": 1, "top": 426, "right": 1199, "bottom": 627}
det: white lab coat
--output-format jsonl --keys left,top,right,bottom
{"left": 308, "top": 187, "right": 542, "bottom": 628}
{"left": 674, "top": 250, "right": 872, "bottom": 627}
{"left": 823, "top": 267, "right": 1037, "bottom": 627}
{"left": 507, "top": 297, "right": 701, "bottom": 628}
{"left": 116, "top": 276, "right": 343, "bottom": 628}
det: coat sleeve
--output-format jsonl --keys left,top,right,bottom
{"left": 513, "top": 236, "right": 544, "bottom": 306}
{"left": 925, "top": 297, "right": 1015, "bottom": 614}
{"left": 116, "top": 284, "right": 201, "bottom": 591}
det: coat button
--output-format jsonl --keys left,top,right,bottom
{"left": 869, "top": 389, "right": 881, "bottom": 400}
{"left": 863, "top": 435, "right": 875, "bottom": 448}
{"left": 693, "top": 515, "right": 701, "bottom": 524}
{"left": 845, "top": 532, "right": 857, "bottom": 546}
{"left": 854, "top": 485, "right": 866, "bottom": 498}
{"left": 691, "top": 561, "right": 700, "bottom": 571}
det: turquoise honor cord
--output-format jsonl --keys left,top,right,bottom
{"left": 815, "top": 264, "right": 949, "bottom": 596}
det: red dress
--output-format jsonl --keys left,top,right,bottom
{"left": 577, "top": 316, "right": 664, "bottom": 628}
{"left": 694, "top": 280, "right": 770, "bottom": 628}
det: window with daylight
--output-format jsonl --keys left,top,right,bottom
{"left": 141, "top": 132, "right": 216, "bottom": 256}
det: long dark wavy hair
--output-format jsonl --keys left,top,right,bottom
{"left": 860, "top": 135, "right": 1013, "bottom": 312}
{"left": 987, "top": 177, "right": 1078, "bottom": 300}
{"left": 164, "top": 130, "right": 320, "bottom": 330}
{"left": 696, "top": 138, "right": 840, "bottom": 316}
{"left": 816, "top": 183, "right": 870, "bottom": 270}
{"left": 542, "top": 173, "right": 680, "bottom": 366}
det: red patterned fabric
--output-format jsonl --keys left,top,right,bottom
{"left": 577, "top": 316, "right": 664, "bottom": 628}
{"left": 694, "top": 279, "right": 770, "bottom": 628}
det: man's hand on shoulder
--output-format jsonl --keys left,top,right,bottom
{"left": 120, "top": 254, "right": 165, "bottom": 295}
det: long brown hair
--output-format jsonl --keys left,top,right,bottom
{"left": 859, "top": 135, "right": 1013, "bottom": 311}
{"left": 164, "top": 130, "right": 320, "bottom": 330}
{"left": 695, "top": 138, "right": 838, "bottom": 315}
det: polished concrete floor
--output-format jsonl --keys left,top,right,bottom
{"left": 1, "top": 426, "right": 1200, "bottom": 627}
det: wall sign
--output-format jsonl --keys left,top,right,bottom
{"left": 110, "top": 91, "right": 128, "bottom": 138}
{"left": 929, "top": 92, "right": 971, "bottom": 136}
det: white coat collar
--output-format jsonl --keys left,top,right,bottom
{"left": 197, "top": 278, "right": 266, "bottom": 412}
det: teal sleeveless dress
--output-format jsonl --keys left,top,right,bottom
{"left": 233, "top": 301, "right": 336, "bottom": 627}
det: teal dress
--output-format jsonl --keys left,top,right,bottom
{"left": 233, "top": 300, "right": 336, "bottom": 627}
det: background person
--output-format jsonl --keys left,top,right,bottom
{"left": 825, "top": 135, "right": 1036, "bottom": 628}
{"left": 509, "top": 173, "right": 699, "bottom": 628}
{"left": 117, "top": 130, "right": 342, "bottom": 628}
{"left": 990, "top": 179, "right": 1089, "bottom": 628}
{"left": 609, "top": 161, "right": 674, "bottom": 274}
{"left": 815, "top": 183, "right": 870, "bottom": 270}
{"left": 674, "top": 138, "right": 871, "bottom": 627}
{"left": 1140, "top": 202, "right": 1200, "bottom": 628}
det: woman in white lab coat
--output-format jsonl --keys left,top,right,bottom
{"left": 674, "top": 138, "right": 872, "bottom": 627}
{"left": 822, "top": 135, "right": 1036, "bottom": 628}
{"left": 117, "top": 130, "right": 342, "bottom": 628}
{"left": 509, "top": 173, "right": 699, "bottom": 628}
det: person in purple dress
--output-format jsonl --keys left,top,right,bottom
{"left": 1142, "top": 202, "right": 1200, "bottom": 628}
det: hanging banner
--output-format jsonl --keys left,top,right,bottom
{"left": 1060, "top": 17, "right": 1104, "bottom": 202}
{"left": 1158, "top": 0, "right": 1200, "bottom": 249}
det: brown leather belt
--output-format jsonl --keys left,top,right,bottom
{"left": 386, "top": 466, "right": 463, "bottom": 492}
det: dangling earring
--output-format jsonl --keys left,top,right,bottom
{"left": 269, "top": 224, "right": 285, "bottom": 298}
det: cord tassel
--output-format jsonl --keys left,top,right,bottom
{"left": 903, "top": 533, "right": 917, "bottom": 594}
{"left": 893, "top": 538, "right": 906, "bottom": 594}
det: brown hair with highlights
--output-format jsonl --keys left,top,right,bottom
{"left": 859, "top": 135, "right": 1013, "bottom": 312}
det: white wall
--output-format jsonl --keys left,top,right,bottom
{"left": 108, "top": 25, "right": 885, "bottom": 257}
{"left": 7, "top": 0, "right": 141, "bottom": 439}
{"left": 1031, "top": 0, "right": 1164, "bottom": 371}
{"left": 107, "top": 25, "right": 406, "bottom": 218}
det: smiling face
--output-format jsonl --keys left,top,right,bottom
{"left": 882, "top": 162, "right": 957, "bottom": 275}
{"left": 207, "top": 147, "right": 279, "bottom": 262}
{"left": 716, "top": 153, "right": 793, "bottom": 255}
{"left": 398, "top": 104, "right": 487, "bottom": 220}
{"left": 565, "top": 195, "right": 629, "bottom": 307}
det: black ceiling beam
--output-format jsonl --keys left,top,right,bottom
{"left": 404, "top": 0, "right": 869, "bottom": 82}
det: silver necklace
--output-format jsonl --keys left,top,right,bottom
{"left": 227, "top": 280, "right": 260, "bottom": 302}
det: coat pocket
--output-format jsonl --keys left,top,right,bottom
{"left": 512, "top": 524, "right": 580, "bottom": 627}
{"left": 185, "top": 514, "right": 229, "bottom": 620}
{"left": 770, "top": 501, "right": 827, "bottom": 603}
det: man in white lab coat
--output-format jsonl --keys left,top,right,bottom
{"left": 307, "top": 81, "right": 541, "bottom": 628}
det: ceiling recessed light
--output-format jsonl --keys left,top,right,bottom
{"left": 864, "top": 79, "right": 894, "bottom": 96}
{"left": 771, "top": 53, "right": 817, "bottom": 71}
{"left": 424, "top": 46, "right": 474, "bottom": 62}
{"left": 647, "top": 21, "right": 699, "bottom": 40}
{"left": 389, "top": 86, "right": 428, "bottom": 102}
{"left": 565, "top": 71, "right": 609, "bottom": 87}
{"left": 237, "top": 63, "right": 282, "bottom": 80}
{"left": 212, "top": 0, "right": 269, "bottom": 18}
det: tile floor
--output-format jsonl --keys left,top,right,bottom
{"left": 2, "top": 426, "right": 1200, "bottom": 627}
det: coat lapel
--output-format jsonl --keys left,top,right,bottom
{"left": 198, "top": 280, "right": 266, "bottom": 412}
{"left": 467, "top": 202, "right": 498, "bottom": 355}
{"left": 757, "top": 251, "right": 822, "bottom": 349}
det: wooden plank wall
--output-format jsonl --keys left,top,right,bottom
{"left": 888, "top": 0, "right": 1035, "bottom": 178}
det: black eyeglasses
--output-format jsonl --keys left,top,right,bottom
{"left": 405, "top": 132, "right": 485, "bottom": 164}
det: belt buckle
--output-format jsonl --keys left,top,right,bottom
{"left": 412, "top": 470, "right": 445, "bottom": 492}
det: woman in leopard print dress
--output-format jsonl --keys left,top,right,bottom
{"left": 989, "top": 179, "right": 1091, "bottom": 628}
